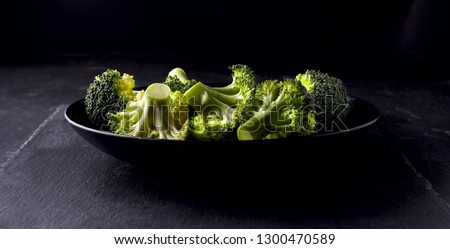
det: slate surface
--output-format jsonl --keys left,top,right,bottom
{"left": 1, "top": 55, "right": 450, "bottom": 228}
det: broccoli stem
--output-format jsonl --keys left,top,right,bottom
{"left": 134, "top": 83, "right": 171, "bottom": 137}
{"left": 237, "top": 106, "right": 275, "bottom": 140}
{"left": 145, "top": 83, "right": 171, "bottom": 104}
{"left": 184, "top": 82, "right": 240, "bottom": 123}
{"left": 211, "top": 84, "right": 240, "bottom": 95}
{"left": 185, "top": 82, "right": 242, "bottom": 106}
{"left": 168, "top": 68, "right": 189, "bottom": 83}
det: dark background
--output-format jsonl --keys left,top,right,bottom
{"left": 1, "top": 0, "right": 449, "bottom": 76}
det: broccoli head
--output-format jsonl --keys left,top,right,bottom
{"left": 237, "top": 78, "right": 316, "bottom": 140}
{"left": 189, "top": 114, "right": 235, "bottom": 141}
{"left": 296, "top": 70, "right": 348, "bottom": 131}
{"left": 84, "top": 69, "right": 136, "bottom": 128}
{"left": 109, "top": 83, "right": 190, "bottom": 140}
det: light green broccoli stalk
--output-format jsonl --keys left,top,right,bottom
{"left": 183, "top": 64, "right": 257, "bottom": 140}
{"left": 109, "top": 83, "right": 190, "bottom": 140}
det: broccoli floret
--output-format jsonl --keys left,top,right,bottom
{"left": 237, "top": 78, "right": 316, "bottom": 140}
{"left": 109, "top": 83, "right": 190, "bottom": 140}
{"left": 183, "top": 64, "right": 257, "bottom": 141}
{"left": 84, "top": 69, "right": 136, "bottom": 128}
{"left": 296, "top": 70, "right": 348, "bottom": 131}
{"left": 189, "top": 114, "right": 235, "bottom": 141}
{"left": 164, "top": 68, "right": 199, "bottom": 93}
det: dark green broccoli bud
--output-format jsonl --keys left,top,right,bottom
{"left": 164, "top": 68, "right": 199, "bottom": 93}
{"left": 296, "top": 70, "right": 348, "bottom": 131}
{"left": 183, "top": 64, "right": 257, "bottom": 141}
{"left": 237, "top": 78, "right": 316, "bottom": 140}
{"left": 84, "top": 69, "right": 136, "bottom": 129}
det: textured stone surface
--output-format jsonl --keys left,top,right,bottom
{"left": 1, "top": 55, "right": 449, "bottom": 228}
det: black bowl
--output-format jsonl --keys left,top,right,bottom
{"left": 65, "top": 95, "right": 381, "bottom": 200}
{"left": 65, "top": 95, "right": 379, "bottom": 167}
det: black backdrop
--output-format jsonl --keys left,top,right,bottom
{"left": 1, "top": 0, "right": 449, "bottom": 75}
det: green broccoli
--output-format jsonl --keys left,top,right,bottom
{"left": 84, "top": 66, "right": 349, "bottom": 141}
{"left": 183, "top": 64, "right": 257, "bottom": 140}
{"left": 109, "top": 83, "right": 190, "bottom": 140}
{"left": 237, "top": 78, "right": 316, "bottom": 140}
{"left": 163, "top": 67, "right": 199, "bottom": 93}
{"left": 84, "top": 69, "right": 136, "bottom": 128}
{"left": 295, "top": 70, "right": 348, "bottom": 131}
